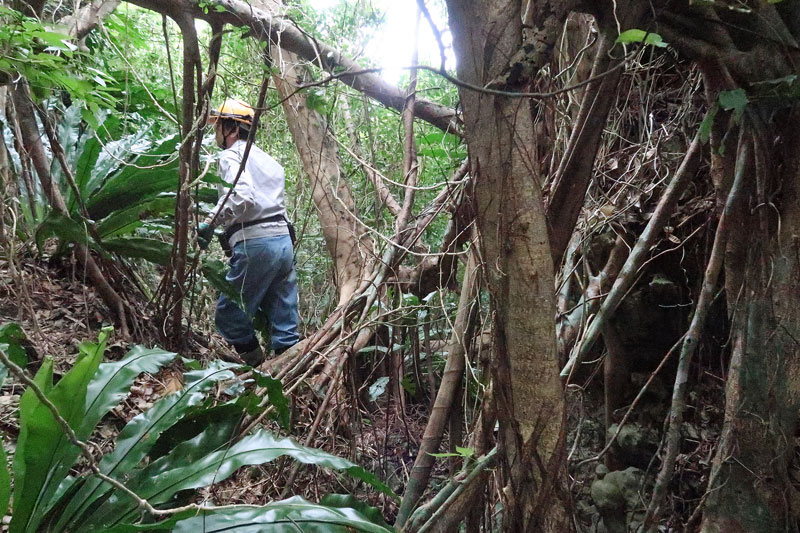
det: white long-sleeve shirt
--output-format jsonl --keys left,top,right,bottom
{"left": 207, "top": 140, "right": 288, "bottom": 230}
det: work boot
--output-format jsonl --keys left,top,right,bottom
{"left": 241, "top": 345, "right": 265, "bottom": 367}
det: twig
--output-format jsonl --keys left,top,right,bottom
{"left": 415, "top": 0, "right": 446, "bottom": 71}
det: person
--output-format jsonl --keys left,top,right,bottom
{"left": 197, "top": 99, "right": 299, "bottom": 367}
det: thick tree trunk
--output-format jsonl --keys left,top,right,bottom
{"left": 699, "top": 109, "right": 800, "bottom": 532}
{"left": 445, "top": 0, "right": 571, "bottom": 530}
{"left": 166, "top": 12, "right": 201, "bottom": 349}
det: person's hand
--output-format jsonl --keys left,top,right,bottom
{"left": 197, "top": 222, "right": 214, "bottom": 250}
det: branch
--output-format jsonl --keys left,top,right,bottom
{"left": 545, "top": 29, "right": 625, "bottom": 265}
{"left": 396, "top": 249, "right": 480, "bottom": 527}
{"left": 644, "top": 130, "right": 749, "bottom": 527}
{"left": 415, "top": 0, "right": 446, "bottom": 71}
{"left": 408, "top": 447, "right": 498, "bottom": 533}
{"left": 395, "top": 12, "right": 421, "bottom": 235}
{"left": 123, "top": 0, "right": 461, "bottom": 135}
{"left": 59, "top": 0, "right": 121, "bottom": 40}
{"left": 339, "top": 102, "right": 403, "bottom": 217}
{"left": 561, "top": 131, "right": 704, "bottom": 378}
{"left": 657, "top": 19, "right": 798, "bottom": 82}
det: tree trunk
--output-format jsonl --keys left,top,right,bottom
{"left": 699, "top": 108, "right": 800, "bottom": 532}
{"left": 269, "top": 48, "right": 371, "bottom": 304}
{"left": 444, "top": 0, "right": 571, "bottom": 529}
{"left": 165, "top": 11, "right": 201, "bottom": 349}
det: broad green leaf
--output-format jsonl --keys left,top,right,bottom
{"left": 54, "top": 361, "right": 238, "bottom": 532}
{"left": 616, "top": 29, "right": 668, "bottom": 47}
{"left": 57, "top": 411, "right": 242, "bottom": 532}
{"left": 96, "top": 197, "right": 176, "bottom": 238}
{"left": 52, "top": 105, "right": 83, "bottom": 211}
{"left": 101, "top": 237, "right": 172, "bottom": 265}
{"left": 74, "top": 114, "right": 123, "bottom": 198}
{"left": 455, "top": 446, "right": 475, "bottom": 457}
{"left": 718, "top": 88, "right": 749, "bottom": 122}
{"left": 252, "top": 371, "right": 290, "bottom": 428}
{"left": 10, "top": 334, "right": 105, "bottom": 533}
{"left": 147, "top": 398, "right": 247, "bottom": 462}
{"left": 427, "top": 452, "right": 461, "bottom": 458}
{"left": 202, "top": 258, "right": 245, "bottom": 307}
{"left": 170, "top": 497, "right": 394, "bottom": 533}
{"left": 86, "top": 134, "right": 179, "bottom": 220}
{"left": 98, "top": 430, "right": 395, "bottom": 529}
{"left": 102, "top": 514, "right": 185, "bottom": 533}
{"left": 400, "top": 376, "right": 416, "bottom": 397}
{"left": 320, "top": 494, "right": 392, "bottom": 530}
{"left": 35, "top": 212, "right": 91, "bottom": 250}
{"left": 699, "top": 103, "right": 719, "bottom": 144}
{"left": 12, "top": 358, "right": 54, "bottom": 502}
{"left": 80, "top": 345, "right": 177, "bottom": 438}
{"left": 195, "top": 185, "right": 220, "bottom": 204}
{"left": 30, "top": 30, "right": 74, "bottom": 50}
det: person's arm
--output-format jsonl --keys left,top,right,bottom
{"left": 204, "top": 152, "right": 257, "bottom": 228}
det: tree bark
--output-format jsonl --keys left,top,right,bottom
{"left": 445, "top": 0, "right": 572, "bottom": 529}
{"left": 164, "top": 11, "right": 202, "bottom": 348}
{"left": 60, "top": 0, "right": 121, "bottom": 40}
{"left": 270, "top": 52, "right": 372, "bottom": 305}
{"left": 545, "top": 27, "right": 625, "bottom": 266}
{"left": 699, "top": 109, "right": 800, "bottom": 533}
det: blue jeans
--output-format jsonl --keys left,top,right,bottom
{"left": 215, "top": 235, "right": 299, "bottom": 352}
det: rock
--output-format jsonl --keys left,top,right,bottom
{"left": 591, "top": 466, "right": 644, "bottom": 533}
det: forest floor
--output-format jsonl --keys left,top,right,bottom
{"left": 0, "top": 248, "right": 728, "bottom": 531}
{"left": 0, "top": 249, "right": 434, "bottom": 523}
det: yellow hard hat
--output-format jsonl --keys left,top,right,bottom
{"left": 209, "top": 99, "right": 254, "bottom": 126}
